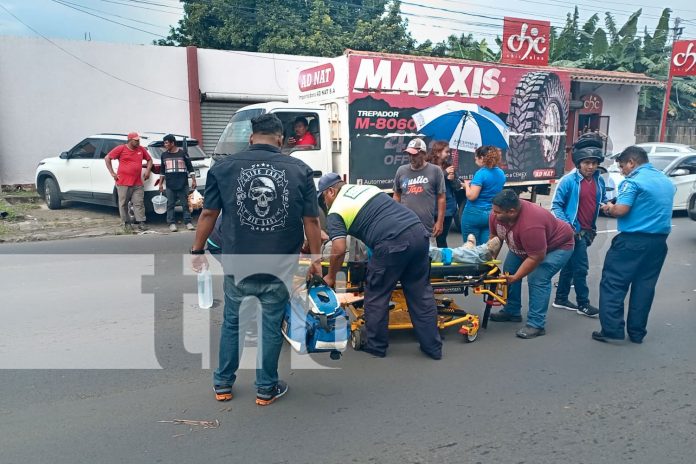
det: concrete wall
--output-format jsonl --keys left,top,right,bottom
{"left": 0, "top": 37, "right": 190, "bottom": 185}
{"left": 0, "top": 37, "right": 321, "bottom": 185}
{"left": 635, "top": 120, "right": 696, "bottom": 146}
{"left": 577, "top": 82, "right": 642, "bottom": 153}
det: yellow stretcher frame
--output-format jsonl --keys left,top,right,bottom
{"left": 299, "top": 258, "right": 508, "bottom": 349}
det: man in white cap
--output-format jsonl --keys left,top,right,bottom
{"left": 393, "top": 138, "right": 446, "bottom": 246}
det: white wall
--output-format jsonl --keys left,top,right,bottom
{"left": 578, "top": 82, "right": 641, "bottom": 153}
{"left": 0, "top": 37, "right": 190, "bottom": 185}
{"left": 197, "top": 48, "right": 319, "bottom": 100}
{"left": 0, "top": 37, "right": 321, "bottom": 185}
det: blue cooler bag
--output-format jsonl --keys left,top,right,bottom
{"left": 282, "top": 276, "right": 349, "bottom": 360}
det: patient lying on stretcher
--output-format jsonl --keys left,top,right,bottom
{"left": 429, "top": 235, "right": 502, "bottom": 265}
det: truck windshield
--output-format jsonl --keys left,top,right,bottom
{"left": 214, "top": 108, "right": 265, "bottom": 155}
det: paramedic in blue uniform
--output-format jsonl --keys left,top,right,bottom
{"left": 317, "top": 173, "right": 442, "bottom": 360}
{"left": 594, "top": 145, "right": 675, "bottom": 344}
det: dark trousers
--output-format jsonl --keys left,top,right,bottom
{"left": 435, "top": 216, "right": 454, "bottom": 248}
{"left": 555, "top": 232, "right": 590, "bottom": 306}
{"left": 363, "top": 224, "right": 442, "bottom": 357}
{"left": 598, "top": 233, "right": 668, "bottom": 341}
{"left": 165, "top": 187, "right": 192, "bottom": 224}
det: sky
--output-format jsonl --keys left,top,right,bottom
{"left": 1, "top": 0, "right": 695, "bottom": 49}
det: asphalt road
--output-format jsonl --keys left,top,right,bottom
{"left": 1, "top": 216, "right": 695, "bottom": 464}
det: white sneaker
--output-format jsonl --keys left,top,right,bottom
{"left": 186, "top": 223, "right": 195, "bottom": 231}
{"left": 169, "top": 223, "right": 178, "bottom": 232}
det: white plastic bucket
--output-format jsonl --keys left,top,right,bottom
{"left": 152, "top": 194, "right": 167, "bottom": 214}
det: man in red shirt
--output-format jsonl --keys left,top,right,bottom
{"left": 488, "top": 189, "right": 575, "bottom": 339}
{"left": 286, "top": 117, "right": 316, "bottom": 148}
{"left": 105, "top": 132, "right": 153, "bottom": 231}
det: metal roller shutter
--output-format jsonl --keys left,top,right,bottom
{"left": 200, "top": 101, "right": 248, "bottom": 155}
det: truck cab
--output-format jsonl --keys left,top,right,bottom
{"left": 212, "top": 102, "right": 335, "bottom": 182}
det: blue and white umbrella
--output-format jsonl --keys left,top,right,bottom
{"left": 412, "top": 101, "right": 509, "bottom": 151}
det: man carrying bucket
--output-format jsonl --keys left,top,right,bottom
{"left": 159, "top": 134, "right": 196, "bottom": 231}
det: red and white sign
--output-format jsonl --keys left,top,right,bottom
{"left": 670, "top": 40, "right": 696, "bottom": 77}
{"left": 298, "top": 63, "right": 335, "bottom": 91}
{"left": 579, "top": 93, "right": 603, "bottom": 114}
{"left": 502, "top": 17, "right": 550, "bottom": 66}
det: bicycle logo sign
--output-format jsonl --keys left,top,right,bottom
{"left": 671, "top": 41, "right": 696, "bottom": 76}
{"left": 507, "top": 23, "right": 547, "bottom": 60}
{"left": 502, "top": 17, "right": 551, "bottom": 65}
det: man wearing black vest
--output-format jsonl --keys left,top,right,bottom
{"left": 318, "top": 173, "right": 442, "bottom": 360}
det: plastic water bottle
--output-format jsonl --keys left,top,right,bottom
{"left": 197, "top": 269, "right": 213, "bottom": 309}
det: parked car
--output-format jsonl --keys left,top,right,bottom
{"left": 687, "top": 185, "right": 696, "bottom": 221}
{"left": 35, "top": 132, "right": 210, "bottom": 213}
{"left": 601, "top": 146, "right": 696, "bottom": 210}
{"left": 636, "top": 142, "right": 696, "bottom": 154}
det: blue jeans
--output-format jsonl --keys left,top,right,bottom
{"left": 555, "top": 233, "right": 590, "bottom": 305}
{"left": 503, "top": 248, "right": 573, "bottom": 329}
{"left": 214, "top": 275, "right": 289, "bottom": 392}
{"left": 461, "top": 205, "right": 491, "bottom": 245}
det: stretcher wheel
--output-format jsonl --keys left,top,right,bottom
{"left": 329, "top": 350, "right": 342, "bottom": 360}
{"left": 462, "top": 331, "right": 478, "bottom": 343}
{"left": 350, "top": 328, "right": 364, "bottom": 351}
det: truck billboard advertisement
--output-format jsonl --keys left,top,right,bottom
{"left": 347, "top": 54, "right": 570, "bottom": 188}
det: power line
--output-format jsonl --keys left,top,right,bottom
{"left": 54, "top": 0, "right": 171, "bottom": 28}
{"left": 49, "top": 0, "right": 167, "bottom": 37}
{"left": 95, "top": 0, "right": 182, "bottom": 15}
{"left": 0, "top": 2, "right": 188, "bottom": 102}
{"left": 107, "top": 0, "right": 182, "bottom": 10}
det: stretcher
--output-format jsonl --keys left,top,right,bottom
{"left": 300, "top": 259, "right": 508, "bottom": 349}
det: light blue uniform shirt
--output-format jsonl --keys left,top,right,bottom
{"left": 616, "top": 163, "right": 675, "bottom": 234}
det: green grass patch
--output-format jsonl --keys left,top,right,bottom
{"left": 0, "top": 197, "right": 39, "bottom": 221}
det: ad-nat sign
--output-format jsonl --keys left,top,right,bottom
{"left": 347, "top": 55, "right": 570, "bottom": 188}
{"left": 502, "top": 17, "right": 550, "bottom": 66}
{"left": 670, "top": 40, "right": 696, "bottom": 77}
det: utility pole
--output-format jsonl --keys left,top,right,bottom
{"left": 658, "top": 17, "right": 684, "bottom": 142}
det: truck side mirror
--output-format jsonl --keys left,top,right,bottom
{"left": 60, "top": 151, "right": 69, "bottom": 159}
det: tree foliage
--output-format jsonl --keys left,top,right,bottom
{"left": 550, "top": 7, "right": 696, "bottom": 120}
{"left": 157, "top": 0, "right": 413, "bottom": 56}
{"left": 159, "top": 2, "right": 695, "bottom": 119}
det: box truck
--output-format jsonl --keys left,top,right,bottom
{"left": 213, "top": 50, "right": 571, "bottom": 209}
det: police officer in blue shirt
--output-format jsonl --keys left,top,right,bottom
{"left": 594, "top": 145, "right": 675, "bottom": 344}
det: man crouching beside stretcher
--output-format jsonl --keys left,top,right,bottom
{"left": 317, "top": 173, "right": 443, "bottom": 360}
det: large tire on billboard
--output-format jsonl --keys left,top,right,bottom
{"left": 506, "top": 72, "right": 569, "bottom": 171}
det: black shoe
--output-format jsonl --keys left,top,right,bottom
{"left": 577, "top": 303, "right": 599, "bottom": 318}
{"left": 516, "top": 325, "right": 545, "bottom": 339}
{"left": 362, "top": 347, "right": 386, "bottom": 358}
{"left": 592, "top": 331, "right": 623, "bottom": 343}
{"left": 489, "top": 310, "right": 522, "bottom": 322}
{"left": 256, "top": 380, "right": 288, "bottom": 406}
{"left": 213, "top": 385, "right": 233, "bottom": 402}
{"left": 421, "top": 347, "right": 442, "bottom": 360}
{"left": 552, "top": 299, "right": 579, "bottom": 311}
{"left": 629, "top": 337, "right": 643, "bottom": 344}
{"left": 137, "top": 222, "right": 147, "bottom": 231}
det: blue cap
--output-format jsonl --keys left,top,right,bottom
{"left": 317, "top": 173, "right": 342, "bottom": 198}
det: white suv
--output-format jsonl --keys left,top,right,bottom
{"left": 35, "top": 132, "right": 211, "bottom": 212}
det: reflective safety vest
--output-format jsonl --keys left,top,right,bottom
{"left": 328, "top": 184, "right": 382, "bottom": 231}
